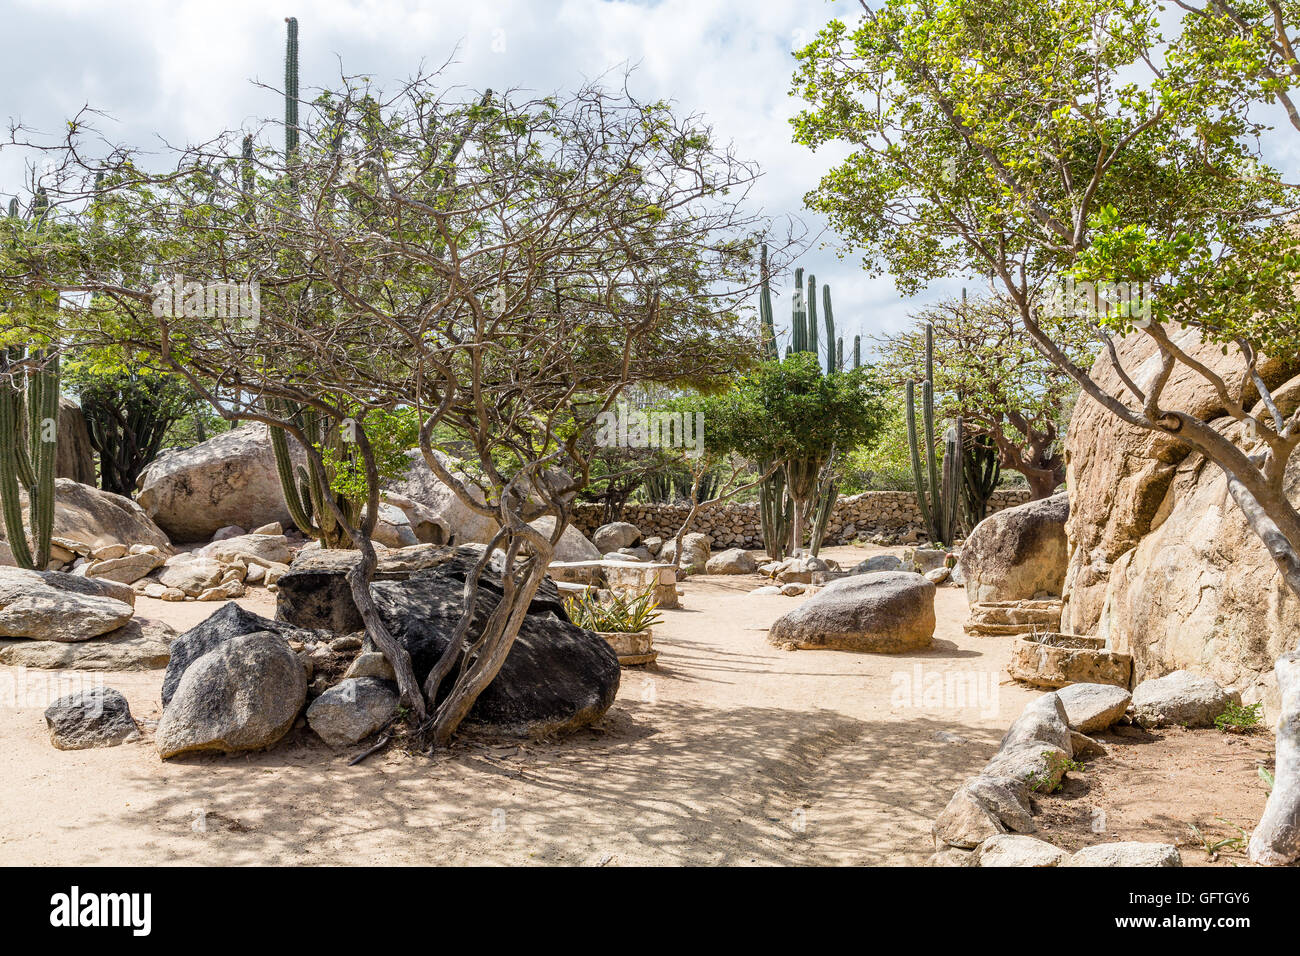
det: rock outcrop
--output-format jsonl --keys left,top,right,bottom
{"left": 384, "top": 449, "right": 499, "bottom": 546}
{"left": 0, "top": 480, "right": 171, "bottom": 565}
{"left": 1062, "top": 328, "right": 1300, "bottom": 704}
{"left": 0, "top": 568, "right": 135, "bottom": 642}
{"left": 56, "top": 398, "right": 97, "bottom": 486}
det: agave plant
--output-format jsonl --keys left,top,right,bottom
{"left": 563, "top": 584, "right": 663, "bottom": 633}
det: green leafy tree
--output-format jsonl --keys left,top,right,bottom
{"left": 792, "top": 0, "right": 1300, "bottom": 596}
{"left": 697, "top": 352, "right": 890, "bottom": 554}
{"left": 874, "top": 293, "right": 1096, "bottom": 498}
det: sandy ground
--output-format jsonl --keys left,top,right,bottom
{"left": 0, "top": 543, "right": 1258, "bottom": 866}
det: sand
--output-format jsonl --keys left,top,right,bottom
{"left": 0, "top": 543, "right": 1236, "bottom": 866}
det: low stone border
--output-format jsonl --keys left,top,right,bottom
{"left": 927, "top": 684, "right": 1182, "bottom": 867}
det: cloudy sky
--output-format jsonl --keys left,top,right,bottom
{"left": 1, "top": 0, "right": 1295, "bottom": 356}
{"left": 0, "top": 0, "right": 933, "bottom": 353}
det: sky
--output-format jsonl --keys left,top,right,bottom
{"left": 1, "top": 0, "right": 1295, "bottom": 359}
{"left": 0, "top": 0, "right": 930, "bottom": 356}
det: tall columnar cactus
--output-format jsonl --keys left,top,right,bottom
{"left": 284, "top": 17, "right": 300, "bottom": 159}
{"left": 807, "top": 274, "right": 819, "bottom": 361}
{"left": 758, "top": 244, "right": 778, "bottom": 360}
{"left": 853, "top": 334, "right": 861, "bottom": 370}
{"left": 905, "top": 323, "right": 963, "bottom": 546}
{"left": 0, "top": 350, "right": 59, "bottom": 570}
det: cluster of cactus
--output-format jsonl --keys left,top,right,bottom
{"left": 0, "top": 349, "right": 60, "bottom": 569}
{"left": 270, "top": 400, "right": 360, "bottom": 549}
{"left": 905, "top": 323, "right": 964, "bottom": 547}
{"left": 756, "top": 247, "right": 862, "bottom": 558}
{"left": 961, "top": 432, "right": 1000, "bottom": 530}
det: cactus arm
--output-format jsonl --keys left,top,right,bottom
{"left": 853, "top": 334, "right": 861, "bottom": 370}
{"left": 30, "top": 354, "right": 57, "bottom": 568}
{"left": 271, "top": 420, "right": 320, "bottom": 538}
{"left": 807, "top": 273, "right": 819, "bottom": 362}
{"left": 822, "top": 284, "right": 836, "bottom": 374}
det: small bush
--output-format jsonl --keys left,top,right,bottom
{"left": 1214, "top": 701, "right": 1264, "bottom": 733}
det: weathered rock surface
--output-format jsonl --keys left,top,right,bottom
{"left": 660, "top": 532, "right": 711, "bottom": 573}
{"left": 959, "top": 492, "right": 1069, "bottom": 604}
{"left": 1064, "top": 843, "right": 1182, "bottom": 867}
{"left": 198, "top": 533, "right": 295, "bottom": 568}
{"left": 162, "top": 602, "right": 314, "bottom": 706}
{"left": 56, "top": 398, "right": 97, "bottom": 486}
{"left": 156, "top": 631, "right": 306, "bottom": 758}
{"left": 972, "top": 834, "right": 1068, "bottom": 867}
{"left": 1007, "top": 633, "right": 1133, "bottom": 689}
{"left": 1131, "top": 670, "right": 1240, "bottom": 729}
{"left": 85, "top": 549, "right": 165, "bottom": 584}
{"left": 529, "top": 516, "right": 602, "bottom": 563}
{"left": 0, "top": 618, "right": 174, "bottom": 670}
{"left": 1056, "top": 682, "right": 1132, "bottom": 734}
{"left": 768, "top": 571, "right": 935, "bottom": 652}
{"left": 137, "top": 424, "right": 295, "bottom": 543}
{"left": 306, "top": 677, "right": 399, "bottom": 746}
{"left": 0, "top": 568, "right": 134, "bottom": 642}
{"left": 0, "top": 480, "right": 171, "bottom": 564}
{"left": 705, "top": 547, "right": 756, "bottom": 575}
{"left": 853, "top": 554, "right": 903, "bottom": 573}
{"left": 385, "top": 449, "right": 499, "bottom": 545}
{"left": 592, "top": 521, "right": 641, "bottom": 553}
{"left": 44, "top": 687, "right": 139, "bottom": 750}
{"left": 1062, "top": 328, "right": 1300, "bottom": 700}
{"left": 372, "top": 568, "right": 619, "bottom": 738}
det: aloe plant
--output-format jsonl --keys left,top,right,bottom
{"left": 563, "top": 584, "right": 663, "bottom": 633}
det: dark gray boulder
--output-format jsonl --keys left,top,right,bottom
{"left": 162, "top": 602, "right": 314, "bottom": 706}
{"left": 275, "top": 543, "right": 568, "bottom": 633}
{"left": 44, "top": 687, "right": 139, "bottom": 750}
{"left": 372, "top": 569, "right": 619, "bottom": 738}
{"left": 156, "top": 631, "right": 306, "bottom": 758}
{"left": 768, "top": 570, "right": 935, "bottom": 652}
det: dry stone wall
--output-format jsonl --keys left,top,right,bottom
{"left": 572, "top": 489, "right": 1032, "bottom": 550}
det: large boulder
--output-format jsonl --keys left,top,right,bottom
{"left": 44, "top": 687, "right": 139, "bottom": 750}
{"left": 768, "top": 571, "right": 935, "bottom": 652}
{"left": 0, "top": 479, "right": 171, "bottom": 564}
{"left": 529, "top": 516, "right": 601, "bottom": 562}
{"left": 1062, "top": 328, "right": 1300, "bottom": 700}
{"left": 136, "top": 424, "right": 295, "bottom": 543}
{"left": 959, "top": 493, "right": 1069, "bottom": 604}
{"left": 162, "top": 601, "right": 313, "bottom": 706}
{"left": 384, "top": 449, "right": 499, "bottom": 546}
{"left": 56, "top": 398, "right": 97, "bottom": 486}
{"left": 197, "top": 533, "right": 295, "bottom": 567}
{"left": 155, "top": 631, "right": 306, "bottom": 758}
{"left": 371, "top": 569, "right": 619, "bottom": 738}
{"left": 592, "top": 522, "right": 641, "bottom": 553}
{"left": 660, "top": 532, "right": 711, "bottom": 573}
{"left": 705, "top": 547, "right": 756, "bottom": 575}
{"left": 0, "top": 568, "right": 134, "bottom": 642}
{"left": 0, "top": 618, "right": 174, "bottom": 670}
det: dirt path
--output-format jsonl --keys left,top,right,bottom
{"left": 0, "top": 546, "right": 1040, "bottom": 865}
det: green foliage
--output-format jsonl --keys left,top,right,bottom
{"left": 1214, "top": 701, "right": 1264, "bottom": 733}
{"left": 0, "top": 349, "right": 58, "bottom": 569}
{"left": 563, "top": 584, "right": 663, "bottom": 633}
{"left": 63, "top": 361, "right": 195, "bottom": 496}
